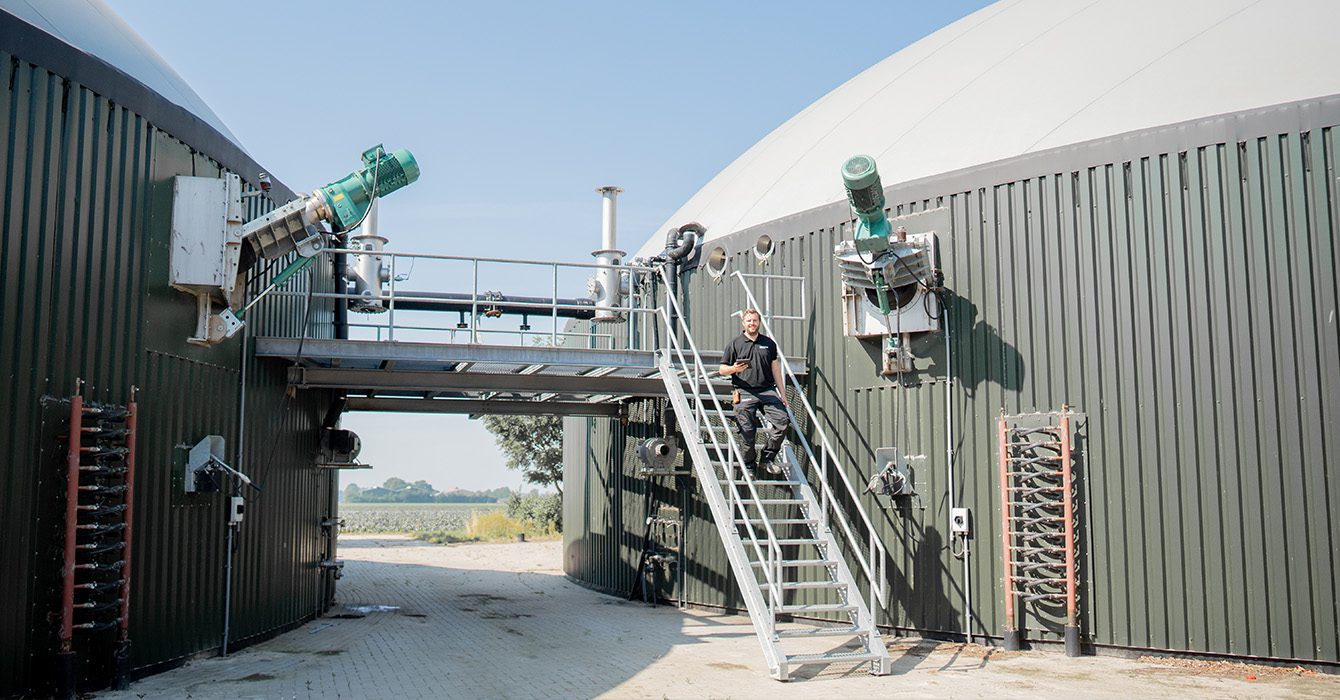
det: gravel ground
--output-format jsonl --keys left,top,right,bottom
{"left": 97, "top": 535, "right": 1339, "bottom": 699}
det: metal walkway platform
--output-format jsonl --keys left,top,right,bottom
{"left": 255, "top": 337, "right": 803, "bottom": 417}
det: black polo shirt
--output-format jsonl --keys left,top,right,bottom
{"left": 723, "top": 333, "right": 779, "bottom": 392}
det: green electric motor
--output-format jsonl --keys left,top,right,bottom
{"left": 842, "top": 154, "right": 892, "bottom": 254}
{"left": 318, "top": 145, "right": 421, "bottom": 231}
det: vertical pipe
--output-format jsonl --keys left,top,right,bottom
{"left": 387, "top": 254, "right": 397, "bottom": 341}
{"left": 593, "top": 186, "right": 625, "bottom": 322}
{"left": 224, "top": 286, "right": 254, "bottom": 657}
{"left": 998, "top": 412, "right": 1020, "bottom": 650}
{"left": 334, "top": 237, "right": 349, "bottom": 341}
{"left": 222, "top": 523, "right": 234, "bottom": 655}
{"left": 943, "top": 299, "right": 964, "bottom": 640}
{"left": 1061, "top": 408, "right": 1080, "bottom": 656}
{"left": 599, "top": 186, "right": 619, "bottom": 252}
{"left": 470, "top": 260, "right": 479, "bottom": 344}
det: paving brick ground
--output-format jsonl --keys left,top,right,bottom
{"left": 98, "top": 535, "right": 1338, "bottom": 699}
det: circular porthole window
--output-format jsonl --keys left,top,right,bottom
{"left": 752, "top": 234, "right": 774, "bottom": 261}
{"left": 705, "top": 246, "right": 729, "bottom": 279}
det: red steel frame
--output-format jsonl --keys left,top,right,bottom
{"left": 1060, "top": 409, "right": 1076, "bottom": 631}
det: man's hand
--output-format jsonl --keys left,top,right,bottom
{"left": 720, "top": 359, "right": 749, "bottom": 376}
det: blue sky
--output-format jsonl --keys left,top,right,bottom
{"left": 106, "top": 0, "right": 993, "bottom": 492}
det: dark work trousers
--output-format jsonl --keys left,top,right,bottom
{"left": 734, "top": 388, "right": 788, "bottom": 466}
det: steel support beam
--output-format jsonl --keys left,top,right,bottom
{"left": 288, "top": 367, "right": 688, "bottom": 396}
{"left": 256, "top": 337, "right": 662, "bottom": 369}
{"left": 345, "top": 397, "right": 624, "bottom": 417}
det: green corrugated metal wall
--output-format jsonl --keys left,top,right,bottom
{"left": 564, "top": 108, "right": 1340, "bottom": 665}
{"left": 1, "top": 49, "right": 338, "bottom": 694}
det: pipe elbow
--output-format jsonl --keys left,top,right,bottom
{"left": 665, "top": 222, "right": 703, "bottom": 261}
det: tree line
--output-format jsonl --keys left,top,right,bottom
{"left": 343, "top": 478, "right": 512, "bottom": 504}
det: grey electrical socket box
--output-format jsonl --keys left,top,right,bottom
{"left": 229, "top": 496, "right": 246, "bottom": 523}
{"left": 950, "top": 507, "right": 971, "bottom": 535}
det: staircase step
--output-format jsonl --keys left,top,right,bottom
{"left": 750, "top": 559, "right": 836, "bottom": 568}
{"left": 768, "top": 538, "right": 825, "bottom": 547}
{"left": 785, "top": 649, "right": 884, "bottom": 665}
{"left": 719, "top": 479, "right": 804, "bottom": 487}
{"left": 775, "top": 625, "right": 867, "bottom": 639}
{"left": 778, "top": 580, "right": 846, "bottom": 590}
{"left": 734, "top": 518, "right": 816, "bottom": 525}
{"left": 777, "top": 602, "right": 858, "bottom": 614}
{"left": 754, "top": 498, "right": 806, "bottom": 505}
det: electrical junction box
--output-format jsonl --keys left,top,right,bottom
{"left": 170, "top": 174, "right": 245, "bottom": 306}
{"left": 950, "top": 507, "right": 971, "bottom": 535}
{"left": 229, "top": 496, "right": 246, "bottom": 523}
{"left": 873, "top": 447, "right": 916, "bottom": 497}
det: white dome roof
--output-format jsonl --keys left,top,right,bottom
{"left": 3, "top": 0, "right": 243, "bottom": 148}
{"left": 640, "top": 0, "right": 1340, "bottom": 257}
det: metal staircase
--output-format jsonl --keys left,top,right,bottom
{"left": 654, "top": 269, "right": 891, "bottom": 681}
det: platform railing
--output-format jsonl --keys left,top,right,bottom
{"left": 263, "top": 247, "right": 662, "bottom": 350}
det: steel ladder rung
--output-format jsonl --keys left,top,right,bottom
{"left": 1010, "top": 543, "right": 1067, "bottom": 552}
{"left": 777, "top": 602, "right": 856, "bottom": 614}
{"left": 750, "top": 559, "right": 835, "bottom": 568}
{"left": 778, "top": 580, "right": 846, "bottom": 590}
{"left": 775, "top": 625, "right": 866, "bottom": 639}
{"left": 784, "top": 649, "right": 883, "bottom": 665}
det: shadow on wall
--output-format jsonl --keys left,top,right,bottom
{"left": 869, "top": 498, "right": 962, "bottom": 636}
{"left": 937, "top": 295, "right": 1025, "bottom": 397}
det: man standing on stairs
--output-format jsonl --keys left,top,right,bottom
{"left": 719, "top": 308, "right": 789, "bottom": 475}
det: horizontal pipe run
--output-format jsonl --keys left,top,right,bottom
{"left": 380, "top": 291, "right": 596, "bottom": 319}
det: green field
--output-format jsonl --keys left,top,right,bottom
{"left": 340, "top": 502, "right": 503, "bottom": 511}
{"left": 339, "top": 503, "right": 503, "bottom": 533}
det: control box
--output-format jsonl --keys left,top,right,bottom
{"left": 950, "top": 507, "right": 971, "bottom": 535}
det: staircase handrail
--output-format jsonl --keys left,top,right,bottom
{"left": 732, "top": 270, "right": 889, "bottom": 608}
{"left": 655, "top": 266, "right": 788, "bottom": 606}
